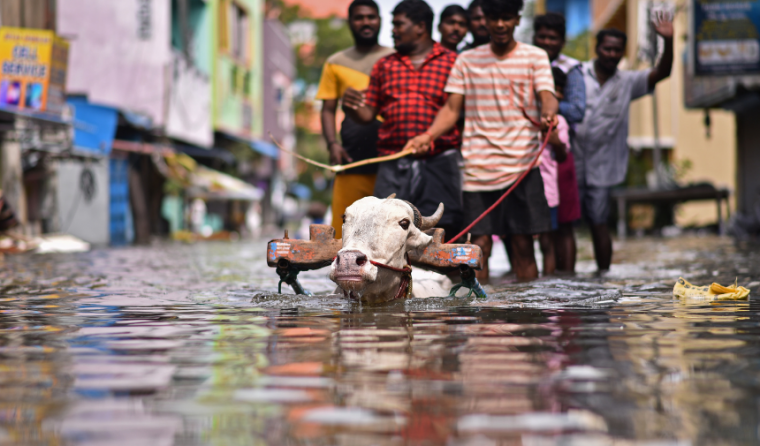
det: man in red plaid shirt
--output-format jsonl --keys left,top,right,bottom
{"left": 343, "top": 0, "right": 463, "bottom": 237}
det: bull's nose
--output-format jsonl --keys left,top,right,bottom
{"left": 336, "top": 250, "right": 368, "bottom": 269}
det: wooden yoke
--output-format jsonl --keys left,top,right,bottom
{"left": 409, "top": 228, "right": 483, "bottom": 274}
{"left": 267, "top": 225, "right": 483, "bottom": 274}
{"left": 266, "top": 225, "right": 341, "bottom": 271}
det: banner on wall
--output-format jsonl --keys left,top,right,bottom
{"left": 691, "top": 0, "right": 760, "bottom": 75}
{"left": 0, "top": 27, "right": 69, "bottom": 113}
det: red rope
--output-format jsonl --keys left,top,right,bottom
{"left": 446, "top": 119, "right": 556, "bottom": 244}
{"left": 369, "top": 254, "right": 412, "bottom": 300}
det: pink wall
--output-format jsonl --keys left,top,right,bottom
{"left": 58, "top": 0, "right": 170, "bottom": 127}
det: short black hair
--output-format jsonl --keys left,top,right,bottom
{"left": 441, "top": 4, "right": 467, "bottom": 21}
{"left": 551, "top": 66, "right": 567, "bottom": 90}
{"left": 348, "top": 0, "right": 380, "bottom": 18}
{"left": 467, "top": 0, "right": 483, "bottom": 16}
{"left": 596, "top": 28, "right": 627, "bottom": 48}
{"left": 480, "top": 0, "right": 524, "bottom": 19}
{"left": 392, "top": 0, "right": 435, "bottom": 35}
{"left": 534, "top": 12, "right": 565, "bottom": 39}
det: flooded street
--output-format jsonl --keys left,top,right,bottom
{"left": 1, "top": 235, "right": 759, "bottom": 445}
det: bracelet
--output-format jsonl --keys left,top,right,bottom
{"left": 423, "top": 131, "right": 434, "bottom": 139}
{"left": 327, "top": 140, "right": 337, "bottom": 146}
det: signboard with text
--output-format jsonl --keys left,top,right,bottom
{"left": 692, "top": 0, "right": 760, "bottom": 75}
{"left": 0, "top": 27, "right": 69, "bottom": 113}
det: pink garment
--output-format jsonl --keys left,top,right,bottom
{"left": 539, "top": 115, "right": 570, "bottom": 208}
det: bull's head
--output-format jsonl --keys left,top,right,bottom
{"left": 329, "top": 194, "right": 443, "bottom": 304}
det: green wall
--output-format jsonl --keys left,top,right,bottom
{"left": 210, "top": 0, "right": 264, "bottom": 140}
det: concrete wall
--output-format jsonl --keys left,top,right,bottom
{"left": 166, "top": 50, "right": 213, "bottom": 147}
{"left": 56, "top": 158, "right": 109, "bottom": 245}
{"left": 58, "top": 0, "right": 171, "bottom": 127}
{"left": 263, "top": 19, "right": 295, "bottom": 178}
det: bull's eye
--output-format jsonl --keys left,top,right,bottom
{"left": 342, "top": 214, "right": 346, "bottom": 223}
{"left": 399, "top": 218, "right": 410, "bottom": 230}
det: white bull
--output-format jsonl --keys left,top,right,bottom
{"left": 329, "top": 195, "right": 452, "bottom": 304}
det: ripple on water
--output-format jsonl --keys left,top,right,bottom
{"left": 0, "top": 239, "right": 757, "bottom": 444}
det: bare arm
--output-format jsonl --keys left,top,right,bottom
{"left": 647, "top": 11, "right": 674, "bottom": 89}
{"left": 538, "top": 90, "right": 559, "bottom": 131}
{"left": 341, "top": 87, "right": 377, "bottom": 124}
{"left": 321, "top": 99, "right": 352, "bottom": 165}
{"left": 402, "top": 93, "right": 464, "bottom": 154}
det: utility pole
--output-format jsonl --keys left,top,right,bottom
{"left": 648, "top": 1, "right": 663, "bottom": 189}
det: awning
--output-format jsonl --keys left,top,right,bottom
{"left": 160, "top": 152, "right": 263, "bottom": 201}
{"left": 119, "top": 110, "right": 154, "bottom": 130}
{"left": 251, "top": 140, "right": 280, "bottom": 158}
{"left": 216, "top": 131, "right": 280, "bottom": 160}
{"left": 173, "top": 144, "right": 236, "bottom": 164}
{"left": 0, "top": 105, "right": 92, "bottom": 130}
{"left": 112, "top": 140, "right": 174, "bottom": 155}
{"left": 188, "top": 166, "right": 264, "bottom": 201}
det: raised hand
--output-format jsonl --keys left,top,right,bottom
{"left": 652, "top": 9, "right": 674, "bottom": 40}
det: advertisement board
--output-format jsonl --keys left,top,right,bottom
{"left": 0, "top": 27, "right": 69, "bottom": 113}
{"left": 692, "top": 0, "right": 760, "bottom": 75}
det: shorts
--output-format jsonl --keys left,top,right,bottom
{"left": 331, "top": 173, "right": 377, "bottom": 239}
{"left": 462, "top": 168, "right": 552, "bottom": 236}
{"left": 373, "top": 149, "right": 463, "bottom": 229}
{"left": 557, "top": 151, "right": 581, "bottom": 224}
{"left": 577, "top": 177, "right": 611, "bottom": 225}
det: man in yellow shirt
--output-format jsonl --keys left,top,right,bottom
{"left": 316, "top": 0, "right": 394, "bottom": 239}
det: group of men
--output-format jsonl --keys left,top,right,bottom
{"left": 317, "top": 0, "right": 674, "bottom": 282}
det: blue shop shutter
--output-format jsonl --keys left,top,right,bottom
{"left": 109, "top": 158, "right": 134, "bottom": 246}
{"left": 67, "top": 97, "right": 118, "bottom": 154}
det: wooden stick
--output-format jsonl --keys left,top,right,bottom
{"left": 269, "top": 133, "right": 414, "bottom": 173}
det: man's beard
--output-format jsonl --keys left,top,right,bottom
{"left": 351, "top": 28, "right": 379, "bottom": 47}
{"left": 473, "top": 31, "right": 490, "bottom": 45}
{"left": 394, "top": 41, "right": 415, "bottom": 55}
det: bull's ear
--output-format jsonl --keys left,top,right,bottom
{"left": 406, "top": 226, "right": 433, "bottom": 251}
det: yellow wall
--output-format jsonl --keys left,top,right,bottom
{"left": 621, "top": 0, "right": 736, "bottom": 227}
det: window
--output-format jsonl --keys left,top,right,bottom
{"left": 219, "top": 1, "right": 249, "bottom": 62}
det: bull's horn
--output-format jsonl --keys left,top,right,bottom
{"left": 386, "top": 193, "right": 396, "bottom": 199}
{"left": 419, "top": 203, "right": 444, "bottom": 230}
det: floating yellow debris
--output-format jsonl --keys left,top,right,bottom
{"left": 673, "top": 277, "right": 750, "bottom": 300}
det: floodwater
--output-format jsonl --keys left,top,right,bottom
{"left": 1, "top": 235, "right": 759, "bottom": 445}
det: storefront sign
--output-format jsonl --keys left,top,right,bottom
{"left": 0, "top": 28, "right": 69, "bottom": 113}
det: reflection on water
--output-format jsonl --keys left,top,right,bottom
{"left": 0, "top": 237, "right": 758, "bottom": 444}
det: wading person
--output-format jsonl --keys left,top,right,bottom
{"left": 537, "top": 67, "right": 570, "bottom": 276}
{"left": 574, "top": 13, "right": 673, "bottom": 273}
{"left": 462, "top": 0, "right": 490, "bottom": 50}
{"left": 342, "top": 0, "right": 463, "bottom": 237}
{"left": 316, "top": 0, "right": 394, "bottom": 238}
{"left": 533, "top": 12, "right": 585, "bottom": 273}
{"left": 404, "top": 0, "right": 559, "bottom": 283}
{"left": 438, "top": 5, "right": 468, "bottom": 52}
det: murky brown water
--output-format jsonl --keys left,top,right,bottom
{"left": 0, "top": 236, "right": 758, "bottom": 445}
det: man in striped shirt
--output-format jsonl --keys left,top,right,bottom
{"left": 404, "top": 0, "right": 558, "bottom": 282}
